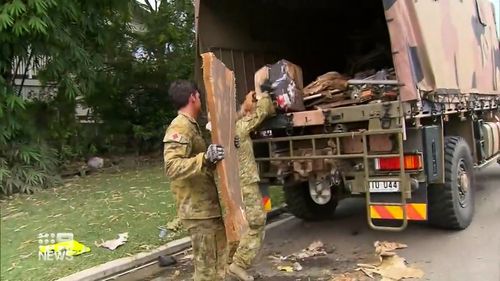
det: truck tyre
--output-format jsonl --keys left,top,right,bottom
{"left": 428, "top": 136, "right": 475, "bottom": 229}
{"left": 283, "top": 181, "right": 338, "bottom": 220}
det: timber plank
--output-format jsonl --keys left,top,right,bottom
{"left": 201, "top": 52, "right": 248, "bottom": 242}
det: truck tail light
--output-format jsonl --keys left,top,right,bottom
{"left": 375, "top": 155, "right": 422, "bottom": 171}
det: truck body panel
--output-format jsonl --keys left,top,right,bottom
{"left": 195, "top": 0, "right": 500, "bottom": 102}
{"left": 195, "top": 0, "right": 500, "bottom": 231}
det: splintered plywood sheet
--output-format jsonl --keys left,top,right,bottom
{"left": 201, "top": 52, "right": 248, "bottom": 242}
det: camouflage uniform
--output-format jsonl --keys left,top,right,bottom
{"left": 230, "top": 95, "right": 275, "bottom": 269}
{"left": 163, "top": 112, "right": 227, "bottom": 281}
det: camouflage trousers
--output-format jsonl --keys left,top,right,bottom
{"left": 182, "top": 217, "right": 228, "bottom": 281}
{"left": 229, "top": 183, "right": 267, "bottom": 269}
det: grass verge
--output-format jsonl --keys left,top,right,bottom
{"left": 1, "top": 165, "right": 180, "bottom": 281}
{"left": 0, "top": 164, "right": 284, "bottom": 281}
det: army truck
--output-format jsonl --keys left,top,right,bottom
{"left": 194, "top": 0, "right": 500, "bottom": 230}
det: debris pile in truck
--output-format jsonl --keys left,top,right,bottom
{"left": 303, "top": 71, "right": 349, "bottom": 97}
{"left": 254, "top": 59, "right": 399, "bottom": 114}
{"left": 302, "top": 68, "right": 398, "bottom": 110}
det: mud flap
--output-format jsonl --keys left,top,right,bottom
{"left": 370, "top": 183, "right": 428, "bottom": 221}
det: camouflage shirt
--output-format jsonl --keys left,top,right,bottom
{"left": 236, "top": 95, "right": 275, "bottom": 186}
{"left": 163, "top": 112, "right": 222, "bottom": 219}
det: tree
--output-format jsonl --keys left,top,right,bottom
{"left": 85, "top": 0, "right": 195, "bottom": 154}
{"left": 0, "top": 0, "right": 131, "bottom": 194}
{"left": 0, "top": 0, "right": 197, "bottom": 194}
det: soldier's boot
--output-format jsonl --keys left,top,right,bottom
{"left": 228, "top": 263, "right": 254, "bottom": 281}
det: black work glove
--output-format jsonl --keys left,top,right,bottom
{"left": 204, "top": 144, "right": 224, "bottom": 165}
{"left": 234, "top": 135, "right": 240, "bottom": 149}
{"left": 260, "top": 78, "right": 274, "bottom": 94}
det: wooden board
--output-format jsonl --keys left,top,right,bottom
{"left": 288, "top": 110, "right": 325, "bottom": 127}
{"left": 201, "top": 52, "right": 248, "bottom": 242}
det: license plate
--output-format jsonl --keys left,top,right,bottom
{"left": 369, "top": 181, "right": 400, "bottom": 193}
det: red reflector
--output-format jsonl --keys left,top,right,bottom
{"left": 375, "top": 155, "right": 422, "bottom": 171}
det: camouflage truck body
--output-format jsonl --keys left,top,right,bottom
{"left": 194, "top": 0, "right": 500, "bottom": 230}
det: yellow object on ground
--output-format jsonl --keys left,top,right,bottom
{"left": 39, "top": 240, "right": 90, "bottom": 256}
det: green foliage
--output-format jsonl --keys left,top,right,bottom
{"left": 0, "top": 0, "right": 130, "bottom": 96}
{"left": 0, "top": 0, "right": 132, "bottom": 195}
{"left": 0, "top": 0, "right": 197, "bottom": 194}
{"left": 85, "top": 0, "right": 195, "bottom": 154}
{"left": 0, "top": 142, "right": 60, "bottom": 195}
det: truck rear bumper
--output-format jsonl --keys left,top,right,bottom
{"left": 368, "top": 182, "right": 428, "bottom": 221}
{"left": 370, "top": 203, "right": 427, "bottom": 220}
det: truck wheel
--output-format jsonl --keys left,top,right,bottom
{"left": 284, "top": 180, "right": 338, "bottom": 220}
{"left": 428, "top": 136, "right": 475, "bottom": 229}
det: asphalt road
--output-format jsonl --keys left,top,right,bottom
{"left": 152, "top": 164, "right": 500, "bottom": 281}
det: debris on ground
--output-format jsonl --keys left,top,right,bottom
{"left": 269, "top": 240, "right": 328, "bottom": 262}
{"left": 158, "top": 227, "right": 167, "bottom": 238}
{"left": 269, "top": 241, "right": 330, "bottom": 273}
{"left": 180, "top": 254, "right": 194, "bottom": 261}
{"left": 291, "top": 240, "right": 328, "bottom": 260}
{"left": 95, "top": 232, "right": 128, "bottom": 250}
{"left": 277, "top": 265, "right": 294, "bottom": 272}
{"left": 166, "top": 217, "right": 182, "bottom": 232}
{"left": 158, "top": 255, "right": 177, "bottom": 267}
{"left": 374, "top": 241, "right": 408, "bottom": 258}
{"left": 292, "top": 262, "right": 303, "bottom": 271}
{"left": 355, "top": 241, "right": 423, "bottom": 281}
{"left": 330, "top": 272, "right": 367, "bottom": 281}
{"left": 357, "top": 255, "right": 424, "bottom": 281}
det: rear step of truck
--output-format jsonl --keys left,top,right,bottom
{"left": 363, "top": 130, "right": 408, "bottom": 231}
{"left": 254, "top": 128, "right": 410, "bottom": 231}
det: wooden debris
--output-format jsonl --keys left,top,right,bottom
{"left": 357, "top": 255, "right": 424, "bottom": 280}
{"left": 303, "top": 71, "right": 349, "bottom": 96}
{"left": 201, "top": 52, "right": 249, "bottom": 242}
{"left": 300, "top": 68, "right": 398, "bottom": 111}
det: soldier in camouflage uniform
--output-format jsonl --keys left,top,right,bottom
{"left": 163, "top": 80, "right": 228, "bottom": 281}
{"left": 228, "top": 86, "right": 276, "bottom": 281}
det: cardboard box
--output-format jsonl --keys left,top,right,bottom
{"left": 255, "top": 59, "right": 305, "bottom": 112}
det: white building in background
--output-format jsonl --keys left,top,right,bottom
{"left": 11, "top": 57, "right": 96, "bottom": 123}
{"left": 11, "top": 56, "right": 52, "bottom": 100}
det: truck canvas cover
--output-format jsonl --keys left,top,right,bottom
{"left": 385, "top": 0, "right": 500, "bottom": 96}
{"left": 194, "top": 0, "right": 500, "bottom": 102}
